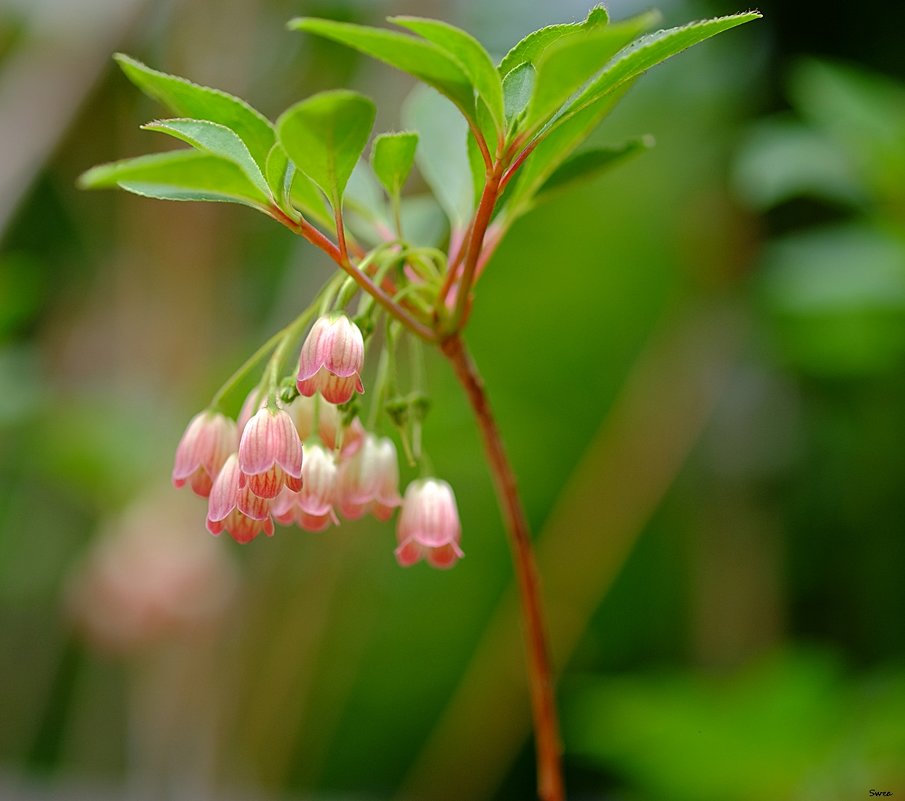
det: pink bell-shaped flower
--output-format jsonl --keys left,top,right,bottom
{"left": 237, "top": 390, "right": 266, "bottom": 432}
{"left": 272, "top": 489, "right": 340, "bottom": 532}
{"left": 296, "top": 314, "right": 365, "bottom": 405}
{"left": 337, "top": 435, "right": 402, "bottom": 521}
{"left": 238, "top": 406, "right": 303, "bottom": 499}
{"left": 289, "top": 396, "right": 366, "bottom": 456}
{"left": 272, "top": 443, "right": 339, "bottom": 531}
{"left": 172, "top": 411, "right": 237, "bottom": 497}
{"left": 395, "top": 479, "right": 463, "bottom": 569}
{"left": 207, "top": 454, "right": 274, "bottom": 544}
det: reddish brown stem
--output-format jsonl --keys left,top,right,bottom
{"left": 441, "top": 334, "right": 565, "bottom": 801}
{"left": 334, "top": 204, "right": 349, "bottom": 263}
{"left": 269, "top": 206, "right": 436, "bottom": 343}
{"left": 500, "top": 140, "right": 539, "bottom": 192}
{"left": 468, "top": 120, "right": 493, "bottom": 172}
{"left": 447, "top": 165, "right": 503, "bottom": 333}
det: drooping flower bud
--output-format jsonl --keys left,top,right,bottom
{"left": 296, "top": 313, "right": 365, "bottom": 405}
{"left": 237, "top": 406, "right": 303, "bottom": 499}
{"left": 395, "top": 479, "right": 463, "bottom": 569}
{"left": 337, "top": 434, "right": 402, "bottom": 521}
{"left": 172, "top": 411, "right": 237, "bottom": 497}
{"left": 207, "top": 454, "right": 274, "bottom": 543}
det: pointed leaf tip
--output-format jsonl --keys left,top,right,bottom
{"left": 140, "top": 117, "right": 271, "bottom": 199}
{"left": 78, "top": 150, "right": 270, "bottom": 209}
{"left": 276, "top": 89, "right": 376, "bottom": 207}
{"left": 371, "top": 131, "right": 419, "bottom": 198}
{"left": 112, "top": 53, "right": 275, "bottom": 169}
{"left": 387, "top": 15, "right": 505, "bottom": 135}
{"left": 288, "top": 17, "right": 477, "bottom": 127}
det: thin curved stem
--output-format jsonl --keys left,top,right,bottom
{"left": 446, "top": 166, "right": 503, "bottom": 334}
{"left": 269, "top": 206, "right": 437, "bottom": 344}
{"left": 441, "top": 333, "right": 565, "bottom": 801}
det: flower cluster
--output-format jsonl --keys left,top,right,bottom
{"left": 172, "top": 314, "right": 462, "bottom": 568}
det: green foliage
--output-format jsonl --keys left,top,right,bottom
{"left": 371, "top": 132, "right": 419, "bottom": 199}
{"left": 522, "top": 13, "right": 658, "bottom": 138}
{"left": 289, "top": 18, "right": 476, "bottom": 127}
{"left": 789, "top": 59, "right": 905, "bottom": 198}
{"left": 733, "top": 118, "right": 864, "bottom": 209}
{"left": 735, "top": 59, "right": 905, "bottom": 377}
{"left": 78, "top": 150, "right": 270, "bottom": 209}
{"left": 276, "top": 90, "right": 376, "bottom": 209}
{"left": 114, "top": 54, "right": 274, "bottom": 168}
{"left": 142, "top": 118, "right": 271, "bottom": 199}
{"left": 548, "top": 13, "right": 760, "bottom": 138}
{"left": 535, "top": 137, "right": 654, "bottom": 202}
{"left": 84, "top": 9, "right": 761, "bottom": 246}
{"left": 497, "top": 5, "right": 610, "bottom": 78}
{"left": 564, "top": 653, "right": 905, "bottom": 801}
{"left": 502, "top": 82, "right": 634, "bottom": 221}
{"left": 402, "top": 85, "right": 473, "bottom": 229}
{"left": 502, "top": 63, "right": 534, "bottom": 127}
{"left": 389, "top": 17, "right": 505, "bottom": 136}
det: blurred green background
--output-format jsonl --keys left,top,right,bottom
{"left": 2, "top": 0, "right": 904, "bottom": 799}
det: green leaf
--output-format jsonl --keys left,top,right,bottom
{"left": 264, "top": 142, "right": 334, "bottom": 227}
{"left": 497, "top": 4, "right": 610, "bottom": 77}
{"left": 503, "top": 63, "right": 535, "bottom": 126}
{"left": 535, "top": 137, "right": 654, "bottom": 201}
{"left": 523, "top": 12, "right": 659, "bottom": 137}
{"left": 389, "top": 16, "right": 505, "bottom": 135}
{"left": 503, "top": 81, "right": 635, "bottom": 220}
{"left": 114, "top": 53, "right": 274, "bottom": 168}
{"left": 371, "top": 132, "right": 419, "bottom": 198}
{"left": 275, "top": 89, "right": 376, "bottom": 208}
{"left": 789, "top": 60, "right": 905, "bottom": 195}
{"left": 289, "top": 18, "right": 475, "bottom": 123}
{"left": 78, "top": 150, "right": 270, "bottom": 209}
{"left": 290, "top": 173, "right": 334, "bottom": 229}
{"left": 142, "top": 118, "right": 271, "bottom": 199}
{"left": 402, "top": 84, "right": 474, "bottom": 230}
{"left": 343, "top": 160, "right": 392, "bottom": 246}
{"left": 265, "top": 141, "right": 294, "bottom": 212}
{"left": 400, "top": 195, "right": 446, "bottom": 246}
{"left": 559, "top": 12, "right": 762, "bottom": 132}
{"left": 732, "top": 118, "right": 865, "bottom": 210}
{"left": 466, "top": 132, "right": 486, "bottom": 211}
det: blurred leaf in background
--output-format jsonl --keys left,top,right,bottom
{"left": 735, "top": 59, "right": 905, "bottom": 377}
{"left": 564, "top": 651, "right": 905, "bottom": 801}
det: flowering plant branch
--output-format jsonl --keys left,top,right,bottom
{"left": 80, "top": 7, "right": 760, "bottom": 799}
